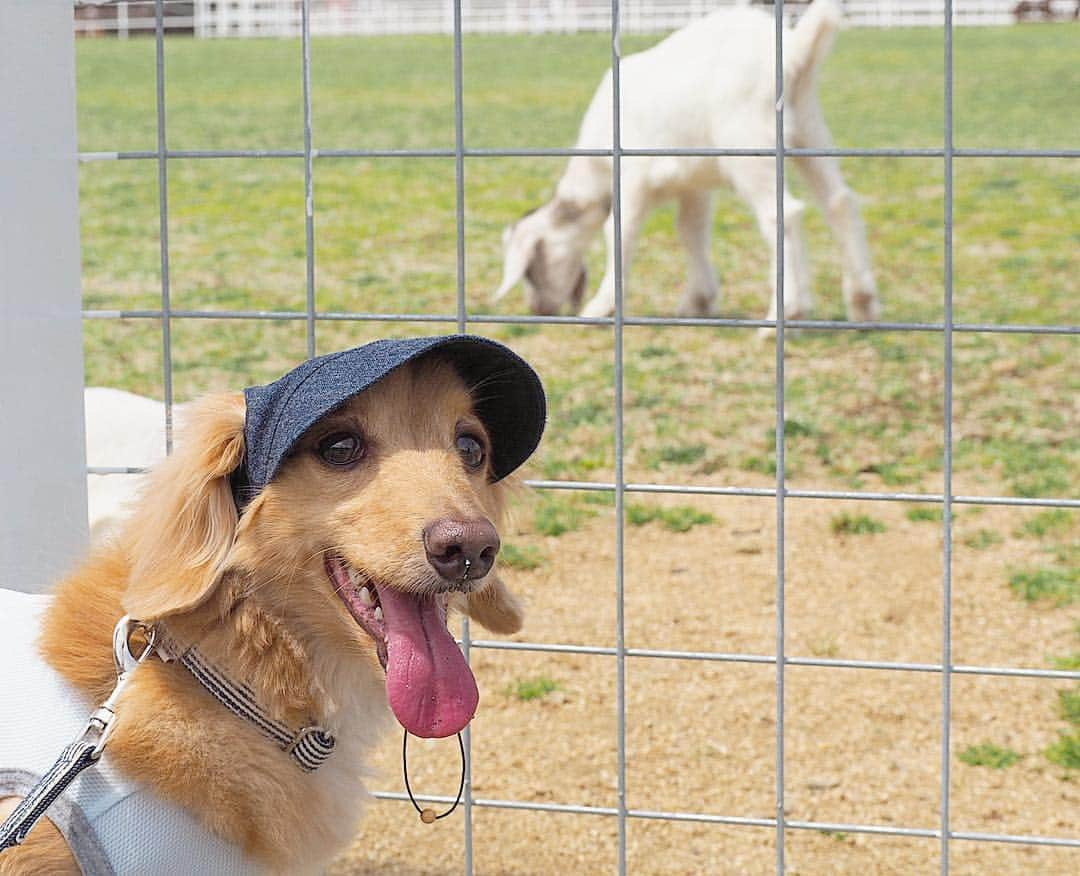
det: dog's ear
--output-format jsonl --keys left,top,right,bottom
{"left": 493, "top": 221, "right": 539, "bottom": 302}
{"left": 462, "top": 571, "right": 524, "bottom": 635}
{"left": 123, "top": 393, "right": 246, "bottom": 621}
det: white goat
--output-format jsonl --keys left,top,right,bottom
{"left": 494, "top": 0, "right": 879, "bottom": 324}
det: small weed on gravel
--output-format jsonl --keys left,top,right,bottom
{"left": 1049, "top": 623, "right": 1080, "bottom": 671}
{"left": 964, "top": 529, "right": 1003, "bottom": 550}
{"left": 534, "top": 495, "right": 593, "bottom": 537}
{"left": 958, "top": 743, "right": 1021, "bottom": 769}
{"left": 508, "top": 677, "right": 560, "bottom": 702}
{"left": 831, "top": 513, "right": 886, "bottom": 535}
{"left": 1046, "top": 733, "right": 1080, "bottom": 771}
{"left": 1059, "top": 689, "right": 1080, "bottom": 726}
{"left": 907, "top": 506, "right": 944, "bottom": 523}
{"left": 1009, "top": 567, "right": 1079, "bottom": 606}
{"left": 647, "top": 443, "right": 707, "bottom": 469}
{"left": 499, "top": 543, "right": 547, "bottom": 571}
{"left": 627, "top": 503, "right": 715, "bottom": 533}
{"left": 1018, "top": 509, "right": 1073, "bottom": 538}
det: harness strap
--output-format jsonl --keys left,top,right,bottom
{"left": 0, "top": 740, "right": 98, "bottom": 852}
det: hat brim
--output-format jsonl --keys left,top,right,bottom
{"left": 242, "top": 335, "right": 546, "bottom": 492}
{"left": 412, "top": 336, "right": 547, "bottom": 481}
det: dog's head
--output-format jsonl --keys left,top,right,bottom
{"left": 493, "top": 198, "right": 605, "bottom": 315}
{"left": 121, "top": 339, "right": 544, "bottom": 740}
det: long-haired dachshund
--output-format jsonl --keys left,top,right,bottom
{"left": 0, "top": 336, "right": 545, "bottom": 874}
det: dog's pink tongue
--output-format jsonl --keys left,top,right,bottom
{"left": 379, "top": 587, "right": 478, "bottom": 738}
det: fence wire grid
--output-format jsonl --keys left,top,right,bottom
{"left": 77, "top": 1, "right": 1079, "bottom": 873}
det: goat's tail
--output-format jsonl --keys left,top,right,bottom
{"left": 785, "top": 0, "right": 842, "bottom": 86}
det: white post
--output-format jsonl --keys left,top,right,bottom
{"left": 0, "top": 0, "right": 88, "bottom": 593}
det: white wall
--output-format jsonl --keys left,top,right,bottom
{"left": 0, "top": 0, "right": 88, "bottom": 592}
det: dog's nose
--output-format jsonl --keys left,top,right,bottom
{"left": 423, "top": 517, "right": 500, "bottom": 582}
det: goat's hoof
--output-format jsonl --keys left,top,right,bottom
{"left": 844, "top": 277, "right": 881, "bottom": 323}
{"left": 757, "top": 310, "right": 808, "bottom": 341}
{"left": 579, "top": 304, "right": 615, "bottom": 320}
{"left": 847, "top": 293, "right": 881, "bottom": 323}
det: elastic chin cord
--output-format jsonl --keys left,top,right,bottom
{"left": 402, "top": 730, "right": 466, "bottom": 824}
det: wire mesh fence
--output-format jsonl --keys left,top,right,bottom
{"left": 75, "top": 0, "right": 1079, "bottom": 872}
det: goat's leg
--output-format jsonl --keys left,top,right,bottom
{"left": 792, "top": 106, "right": 880, "bottom": 321}
{"left": 580, "top": 196, "right": 646, "bottom": 319}
{"left": 732, "top": 158, "right": 813, "bottom": 325}
{"left": 794, "top": 153, "right": 879, "bottom": 322}
{"left": 675, "top": 191, "right": 720, "bottom": 317}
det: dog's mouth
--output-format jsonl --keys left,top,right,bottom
{"left": 325, "top": 555, "right": 479, "bottom": 739}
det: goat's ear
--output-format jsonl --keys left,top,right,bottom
{"left": 493, "top": 221, "right": 538, "bottom": 302}
{"left": 554, "top": 195, "right": 608, "bottom": 225}
{"left": 551, "top": 197, "right": 586, "bottom": 224}
{"left": 123, "top": 393, "right": 247, "bottom": 621}
{"left": 461, "top": 572, "right": 524, "bottom": 635}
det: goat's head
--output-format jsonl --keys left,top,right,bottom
{"left": 493, "top": 198, "right": 603, "bottom": 315}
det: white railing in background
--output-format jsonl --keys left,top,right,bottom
{"left": 74, "top": 0, "right": 1078, "bottom": 38}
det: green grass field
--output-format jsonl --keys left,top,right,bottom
{"left": 77, "top": 24, "right": 1077, "bottom": 527}
{"left": 78, "top": 24, "right": 1078, "bottom": 483}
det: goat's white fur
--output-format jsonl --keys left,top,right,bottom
{"left": 84, "top": 387, "right": 181, "bottom": 541}
{"left": 495, "top": 0, "right": 879, "bottom": 324}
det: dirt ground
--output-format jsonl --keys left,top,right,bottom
{"left": 328, "top": 488, "right": 1079, "bottom": 875}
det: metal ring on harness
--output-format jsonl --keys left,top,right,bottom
{"left": 113, "top": 617, "right": 157, "bottom": 677}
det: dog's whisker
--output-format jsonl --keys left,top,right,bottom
{"left": 241, "top": 562, "right": 301, "bottom": 604}
{"left": 302, "top": 546, "right": 337, "bottom": 568}
{"left": 466, "top": 368, "right": 517, "bottom": 399}
{"left": 279, "top": 575, "right": 297, "bottom": 623}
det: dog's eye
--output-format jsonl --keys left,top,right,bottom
{"left": 456, "top": 434, "right": 485, "bottom": 470}
{"left": 318, "top": 433, "right": 365, "bottom": 467}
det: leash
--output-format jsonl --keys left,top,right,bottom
{"left": 0, "top": 617, "right": 156, "bottom": 853}
{"left": 401, "top": 730, "right": 466, "bottom": 824}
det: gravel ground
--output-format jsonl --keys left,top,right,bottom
{"left": 330, "top": 493, "right": 1079, "bottom": 875}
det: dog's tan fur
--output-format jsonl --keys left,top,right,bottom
{"left": 5, "top": 358, "right": 523, "bottom": 874}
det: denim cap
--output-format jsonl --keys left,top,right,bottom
{"left": 234, "top": 335, "right": 546, "bottom": 505}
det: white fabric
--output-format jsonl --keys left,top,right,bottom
{"left": 0, "top": 589, "right": 262, "bottom": 875}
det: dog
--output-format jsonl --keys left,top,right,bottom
{"left": 0, "top": 336, "right": 545, "bottom": 874}
{"left": 494, "top": 0, "right": 880, "bottom": 325}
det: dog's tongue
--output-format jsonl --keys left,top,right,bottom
{"left": 379, "top": 586, "right": 478, "bottom": 738}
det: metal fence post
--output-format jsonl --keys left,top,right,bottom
{"left": 0, "top": 0, "right": 88, "bottom": 592}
